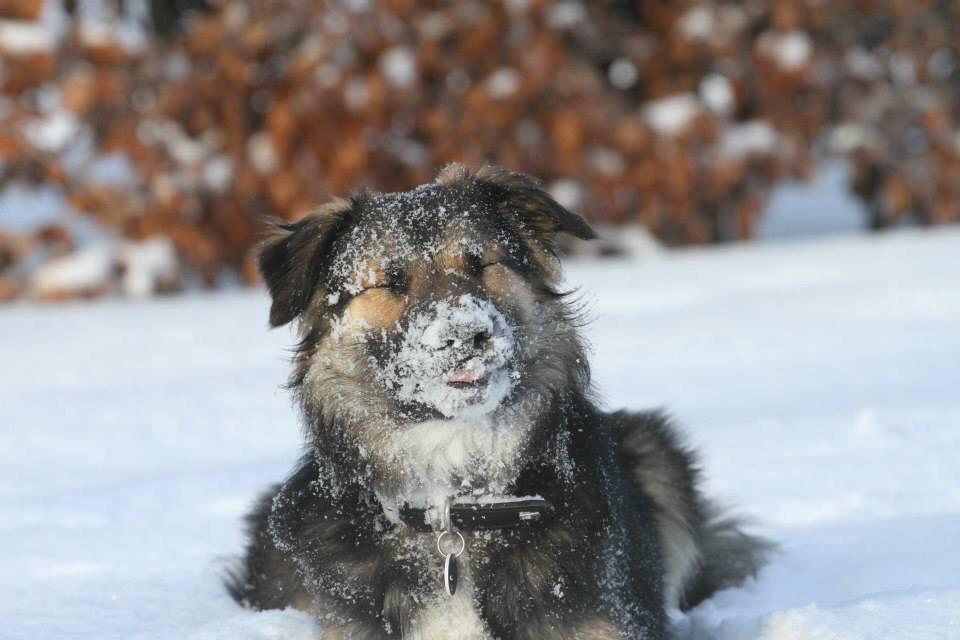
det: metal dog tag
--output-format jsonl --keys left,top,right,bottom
{"left": 443, "top": 552, "right": 458, "bottom": 596}
{"left": 436, "top": 528, "right": 465, "bottom": 597}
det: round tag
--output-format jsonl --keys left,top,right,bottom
{"left": 444, "top": 552, "right": 459, "bottom": 596}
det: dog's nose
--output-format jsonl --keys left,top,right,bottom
{"left": 472, "top": 330, "right": 491, "bottom": 350}
{"left": 441, "top": 328, "right": 491, "bottom": 352}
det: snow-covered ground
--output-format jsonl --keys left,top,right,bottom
{"left": 2, "top": 229, "right": 958, "bottom": 639}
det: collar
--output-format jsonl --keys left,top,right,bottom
{"left": 398, "top": 496, "right": 554, "bottom": 532}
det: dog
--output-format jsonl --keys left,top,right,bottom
{"left": 227, "top": 164, "right": 771, "bottom": 639}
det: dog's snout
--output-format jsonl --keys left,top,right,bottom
{"left": 437, "top": 324, "right": 492, "bottom": 353}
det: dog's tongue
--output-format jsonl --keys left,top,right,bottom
{"left": 449, "top": 368, "right": 483, "bottom": 384}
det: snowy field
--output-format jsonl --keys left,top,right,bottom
{"left": 2, "top": 229, "right": 959, "bottom": 639}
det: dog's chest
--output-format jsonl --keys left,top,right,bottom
{"left": 384, "top": 417, "right": 528, "bottom": 500}
{"left": 408, "top": 585, "right": 490, "bottom": 640}
{"left": 404, "top": 548, "right": 491, "bottom": 640}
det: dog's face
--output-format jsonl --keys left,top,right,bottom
{"left": 258, "top": 165, "right": 594, "bottom": 498}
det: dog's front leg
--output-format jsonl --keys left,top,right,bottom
{"left": 474, "top": 540, "right": 663, "bottom": 640}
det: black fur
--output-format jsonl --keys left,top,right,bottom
{"left": 228, "top": 165, "right": 772, "bottom": 639}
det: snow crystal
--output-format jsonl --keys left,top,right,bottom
{"left": 643, "top": 93, "right": 701, "bottom": 136}
{"left": 486, "top": 67, "right": 520, "bottom": 100}
{"left": 379, "top": 46, "right": 417, "bottom": 89}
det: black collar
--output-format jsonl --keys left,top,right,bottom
{"left": 399, "top": 497, "right": 554, "bottom": 532}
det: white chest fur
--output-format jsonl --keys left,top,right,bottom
{"left": 380, "top": 417, "right": 529, "bottom": 506}
{"left": 405, "top": 554, "right": 491, "bottom": 640}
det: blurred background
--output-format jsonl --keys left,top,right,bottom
{"left": 1, "top": 0, "right": 959, "bottom": 301}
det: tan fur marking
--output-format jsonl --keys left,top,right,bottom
{"left": 319, "top": 627, "right": 346, "bottom": 640}
{"left": 435, "top": 162, "right": 472, "bottom": 185}
{"left": 482, "top": 263, "right": 520, "bottom": 299}
{"left": 435, "top": 244, "right": 467, "bottom": 273}
{"left": 343, "top": 288, "right": 405, "bottom": 330}
{"left": 571, "top": 617, "right": 627, "bottom": 640}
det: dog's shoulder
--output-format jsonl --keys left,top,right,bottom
{"left": 600, "top": 409, "right": 773, "bottom": 609}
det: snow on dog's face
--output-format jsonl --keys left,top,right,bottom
{"left": 257, "top": 165, "right": 595, "bottom": 497}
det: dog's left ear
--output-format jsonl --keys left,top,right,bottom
{"left": 257, "top": 201, "right": 352, "bottom": 327}
{"left": 467, "top": 165, "right": 597, "bottom": 242}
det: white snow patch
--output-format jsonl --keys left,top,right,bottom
{"left": 644, "top": 93, "right": 701, "bottom": 136}
{"left": 246, "top": 132, "right": 278, "bottom": 174}
{"left": 29, "top": 244, "right": 113, "bottom": 296}
{"left": 548, "top": 179, "right": 584, "bottom": 211}
{"left": 700, "top": 73, "right": 735, "bottom": 114}
{"left": 25, "top": 111, "right": 80, "bottom": 153}
{"left": 3, "top": 226, "right": 960, "bottom": 638}
{"left": 486, "top": 67, "right": 520, "bottom": 100}
{"left": 677, "top": 5, "right": 713, "bottom": 41}
{"left": 379, "top": 46, "right": 417, "bottom": 89}
{"left": 546, "top": 1, "right": 586, "bottom": 29}
{"left": 720, "top": 121, "right": 778, "bottom": 159}
{"left": 117, "top": 237, "right": 179, "bottom": 298}
{"left": 608, "top": 57, "right": 638, "bottom": 90}
{"left": 757, "top": 161, "right": 866, "bottom": 239}
{"left": 381, "top": 294, "right": 515, "bottom": 419}
{"left": 759, "top": 30, "right": 813, "bottom": 70}
{"left": 203, "top": 155, "right": 234, "bottom": 192}
{"left": 0, "top": 19, "right": 55, "bottom": 54}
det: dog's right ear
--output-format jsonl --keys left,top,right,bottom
{"left": 257, "top": 201, "right": 352, "bottom": 327}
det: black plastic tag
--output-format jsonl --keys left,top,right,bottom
{"left": 444, "top": 553, "right": 458, "bottom": 596}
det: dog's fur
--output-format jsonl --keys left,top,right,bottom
{"left": 227, "top": 165, "right": 771, "bottom": 639}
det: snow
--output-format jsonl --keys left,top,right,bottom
{"left": 700, "top": 74, "right": 735, "bottom": 114}
{"left": 759, "top": 31, "right": 814, "bottom": 71}
{"left": 608, "top": 58, "right": 638, "bottom": 90}
{"left": 720, "top": 121, "right": 778, "bottom": 159}
{"left": 677, "top": 6, "right": 714, "bottom": 41}
{"left": 246, "top": 132, "right": 279, "bottom": 174}
{"left": 0, "top": 19, "right": 56, "bottom": 54}
{"left": 2, "top": 228, "right": 960, "bottom": 638}
{"left": 29, "top": 243, "right": 113, "bottom": 296}
{"left": 116, "top": 237, "right": 179, "bottom": 298}
{"left": 644, "top": 93, "right": 701, "bottom": 136}
{"left": 758, "top": 162, "right": 866, "bottom": 239}
{"left": 25, "top": 110, "right": 80, "bottom": 153}
{"left": 486, "top": 67, "right": 520, "bottom": 100}
{"left": 379, "top": 293, "right": 516, "bottom": 419}
{"left": 380, "top": 46, "right": 418, "bottom": 89}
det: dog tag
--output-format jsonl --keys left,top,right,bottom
{"left": 443, "top": 552, "right": 458, "bottom": 596}
{"left": 436, "top": 529, "right": 465, "bottom": 597}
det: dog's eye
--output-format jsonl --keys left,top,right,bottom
{"left": 382, "top": 266, "right": 407, "bottom": 294}
{"left": 467, "top": 253, "right": 502, "bottom": 276}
